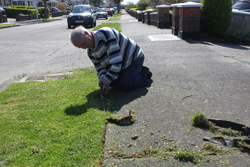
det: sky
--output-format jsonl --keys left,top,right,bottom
{"left": 121, "top": 0, "right": 140, "bottom": 5}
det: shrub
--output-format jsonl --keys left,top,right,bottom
{"left": 4, "top": 8, "right": 32, "bottom": 18}
{"left": 4, "top": 6, "right": 44, "bottom": 18}
{"left": 38, "top": 7, "right": 50, "bottom": 18}
{"left": 126, "top": 5, "right": 137, "bottom": 10}
{"left": 56, "top": 2, "right": 68, "bottom": 12}
{"left": 137, "top": 0, "right": 150, "bottom": 10}
{"left": 201, "top": 0, "right": 232, "bottom": 36}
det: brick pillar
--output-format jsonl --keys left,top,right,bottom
{"left": 0, "top": 12, "right": 3, "bottom": 23}
{"left": 137, "top": 11, "right": 143, "bottom": 21}
{"left": 146, "top": 9, "right": 155, "bottom": 25}
{"left": 142, "top": 11, "right": 145, "bottom": 23}
{"left": 177, "top": 2, "right": 203, "bottom": 40}
{"left": 130, "top": 9, "right": 133, "bottom": 16}
{"left": 156, "top": 5, "right": 170, "bottom": 28}
{"left": 171, "top": 4, "right": 179, "bottom": 35}
{"left": 144, "top": 12, "right": 147, "bottom": 23}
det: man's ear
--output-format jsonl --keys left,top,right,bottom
{"left": 84, "top": 31, "right": 91, "bottom": 37}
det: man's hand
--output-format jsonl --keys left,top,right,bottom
{"left": 99, "top": 79, "right": 109, "bottom": 94}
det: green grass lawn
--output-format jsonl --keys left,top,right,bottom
{"left": 36, "top": 18, "right": 61, "bottom": 22}
{"left": 108, "top": 17, "right": 121, "bottom": 21}
{"left": 93, "top": 22, "right": 121, "bottom": 32}
{"left": 0, "top": 67, "right": 114, "bottom": 166}
{"left": 0, "top": 24, "right": 16, "bottom": 27}
{"left": 113, "top": 12, "right": 121, "bottom": 17}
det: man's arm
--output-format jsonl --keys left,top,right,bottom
{"left": 88, "top": 51, "right": 110, "bottom": 94}
{"left": 101, "top": 30, "right": 123, "bottom": 84}
{"left": 87, "top": 51, "right": 107, "bottom": 80}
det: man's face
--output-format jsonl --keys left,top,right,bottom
{"left": 72, "top": 33, "right": 93, "bottom": 50}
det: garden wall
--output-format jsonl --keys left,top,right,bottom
{"left": 0, "top": 12, "right": 8, "bottom": 23}
{"left": 226, "top": 11, "right": 250, "bottom": 35}
{"left": 127, "top": 2, "right": 250, "bottom": 39}
{"left": 150, "top": 12, "right": 158, "bottom": 26}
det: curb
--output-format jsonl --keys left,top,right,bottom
{"left": 0, "top": 24, "right": 21, "bottom": 29}
{"left": 0, "top": 18, "right": 63, "bottom": 29}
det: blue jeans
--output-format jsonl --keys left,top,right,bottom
{"left": 112, "top": 56, "right": 150, "bottom": 91}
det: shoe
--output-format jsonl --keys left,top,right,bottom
{"left": 141, "top": 66, "right": 152, "bottom": 79}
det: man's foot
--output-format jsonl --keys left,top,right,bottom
{"left": 141, "top": 66, "right": 152, "bottom": 79}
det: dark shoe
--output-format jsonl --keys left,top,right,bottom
{"left": 141, "top": 66, "right": 152, "bottom": 79}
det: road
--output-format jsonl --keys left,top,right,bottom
{"left": 0, "top": 17, "right": 107, "bottom": 91}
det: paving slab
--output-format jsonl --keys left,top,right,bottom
{"left": 102, "top": 10, "right": 250, "bottom": 166}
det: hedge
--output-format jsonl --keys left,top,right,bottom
{"left": 4, "top": 7, "right": 49, "bottom": 19}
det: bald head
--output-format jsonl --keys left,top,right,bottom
{"left": 70, "top": 26, "right": 94, "bottom": 49}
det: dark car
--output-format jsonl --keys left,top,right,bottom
{"left": 92, "top": 7, "right": 99, "bottom": 12}
{"left": 0, "top": 7, "right": 6, "bottom": 15}
{"left": 232, "top": 0, "right": 250, "bottom": 13}
{"left": 96, "top": 8, "right": 108, "bottom": 19}
{"left": 48, "top": 7, "right": 61, "bottom": 13}
{"left": 67, "top": 5, "right": 96, "bottom": 28}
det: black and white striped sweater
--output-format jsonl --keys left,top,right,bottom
{"left": 87, "top": 27, "right": 144, "bottom": 84}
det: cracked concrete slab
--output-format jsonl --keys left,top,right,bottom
{"left": 102, "top": 10, "right": 250, "bottom": 167}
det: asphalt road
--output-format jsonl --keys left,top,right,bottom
{"left": 0, "top": 17, "right": 107, "bottom": 92}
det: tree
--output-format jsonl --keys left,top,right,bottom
{"left": 56, "top": 2, "right": 68, "bottom": 12}
{"left": 137, "top": 0, "right": 150, "bottom": 10}
{"left": 127, "top": 1, "right": 136, "bottom": 5}
{"left": 89, "top": 0, "right": 103, "bottom": 6}
{"left": 149, "top": 0, "right": 187, "bottom": 8}
{"left": 42, "top": 0, "right": 48, "bottom": 19}
{"left": 114, "top": 0, "right": 123, "bottom": 13}
{"left": 201, "top": 0, "right": 232, "bottom": 36}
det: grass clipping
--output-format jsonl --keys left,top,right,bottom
{"left": 191, "top": 113, "right": 250, "bottom": 154}
{"left": 106, "top": 110, "right": 135, "bottom": 126}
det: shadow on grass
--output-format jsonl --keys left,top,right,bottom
{"left": 65, "top": 89, "right": 112, "bottom": 116}
{"left": 64, "top": 83, "right": 150, "bottom": 116}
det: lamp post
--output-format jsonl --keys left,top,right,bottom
{"left": 35, "top": 0, "right": 38, "bottom": 21}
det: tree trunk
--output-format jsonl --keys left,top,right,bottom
{"left": 43, "top": 0, "right": 48, "bottom": 19}
{"left": 117, "top": 2, "right": 120, "bottom": 14}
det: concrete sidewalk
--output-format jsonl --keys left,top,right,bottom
{"left": 102, "top": 10, "right": 250, "bottom": 166}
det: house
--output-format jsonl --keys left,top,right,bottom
{"left": 105, "top": 0, "right": 115, "bottom": 7}
{"left": 0, "top": 0, "right": 68, "bottom": 7}
{"left": 0, "top": 0, "right": 12, "bottom": 6}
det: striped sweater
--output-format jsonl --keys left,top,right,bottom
{"left": 87, "top": 27, "right": 144, "bottom": 84}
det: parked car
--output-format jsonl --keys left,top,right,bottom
{"left": 96, "top": 8, "right": 108, "bottom": 19}
{"left": 67, "top": 5, "right": 96, "bottom": 28}
{"left": 106, "top": 8, "right": 113, "bottom": 16}
{"left": 110, "top": 8, "right": 115, "bottom": 14}
{"left": 232, "top": 0, "right": 250, "bottom": 13}
{"left": 48, "top": 7, "right": 61, "bottom": 13}
{"left": 66, "top": 6, "right": 72, "bottom": 14}
{"left": 92, "top": 7, "right": 99, "bottom": 12}
{"left": 0, "top": 7, "right": 6, "bottom": 15}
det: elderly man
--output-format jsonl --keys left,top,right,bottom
{"left": 70, "top": 26, "right": 152, "bottom": 93}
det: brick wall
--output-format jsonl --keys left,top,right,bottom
{"left": 150, "top": 12, "right": 158, "bottom": 26}
{"left": 157, "top": 5, "right": 170, "bottom": 28}
{"left": 179, "top": 7, "right": 201, "bottom": 32}
{"left": 227, "top": 11, "right": 250, "bottom": 35}
{"left": 172, "top": 2, "right": 203, "bottom": 40}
